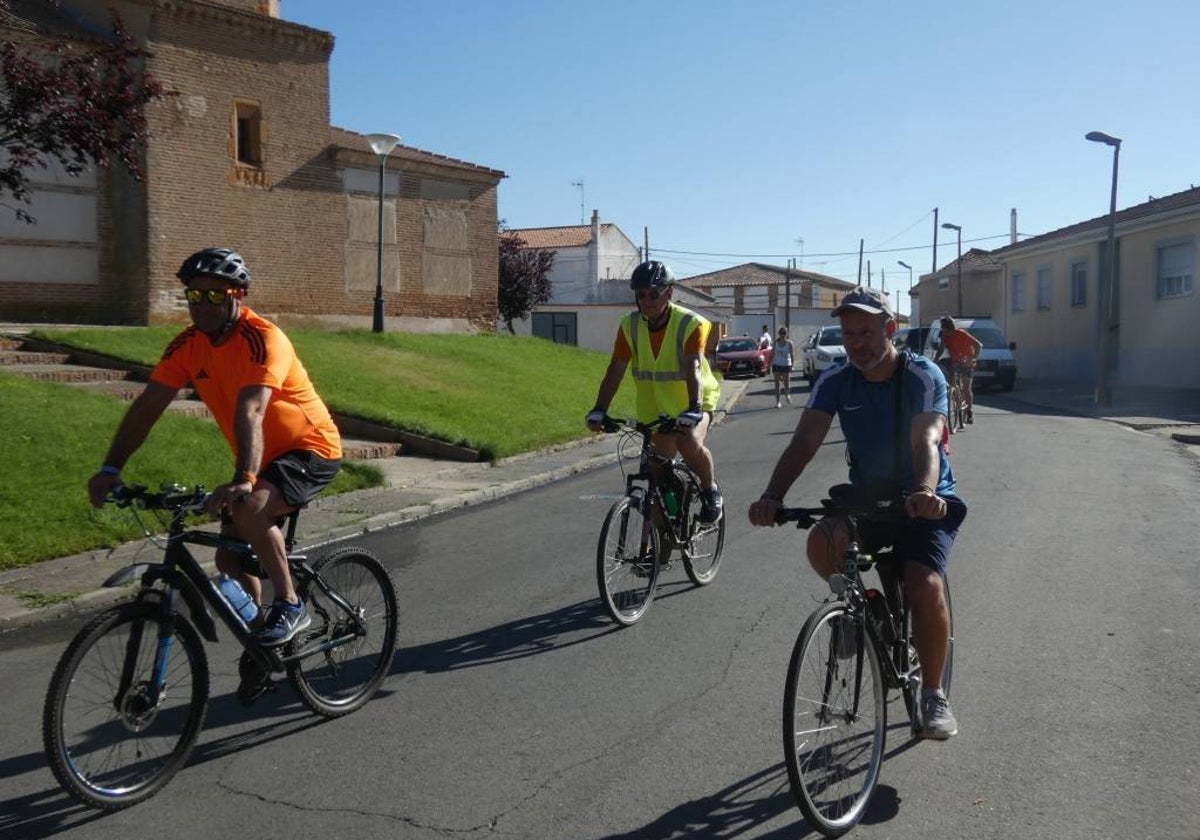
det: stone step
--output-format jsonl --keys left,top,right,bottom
{"left": 341, "top": 439, "right": 404, "bottom": 460}
{"left": 163, "top": 400, "right": 212, "bottom": 419}
{"left": 0, "top": 337, "right": 21, "bottom": 351}
{"left": 6, "top": 363, "right": 131, "bottom": 383}
{"left": 0, "top": 349, "right": 71, "bottom": 365}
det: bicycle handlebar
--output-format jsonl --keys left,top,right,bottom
{"left": 773, "top": 495, "right": 908, "bottom": 529}
{"left": 599, "top": 414, "right": 678, "bottom": 435}
{"left": 108, "top": 482, "right": 210, "bottom": 514}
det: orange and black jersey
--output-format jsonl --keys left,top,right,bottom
{"left": 151, "top": 307, "right": 342, "bottom": 464}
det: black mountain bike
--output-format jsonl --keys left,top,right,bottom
{"left": 43, "top": 482, "right": 399, "bottom": 811}
{"left": 595, "top": 415, "right": 726, "bottom": 626}
{"left": 775, "top": 491, "right": 954, "bottom": 837}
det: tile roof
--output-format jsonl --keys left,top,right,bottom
{"left": 937, "top": 248, "right": 1002, "bottom": 274}
{"left": 682, "top": 262, "right": 857, "bottom": 291}
{"left": 991, "top": 185, "right": 1200, "bottom": 256}
{"left": 506, "top": 224, "right": 616, "bottom": 249}
{"left": 330, "top": 127, "right": 504, "bottom": 178}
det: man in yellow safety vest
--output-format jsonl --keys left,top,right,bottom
{"left": 586, "top": 260, "right": 724, "bottom": 523}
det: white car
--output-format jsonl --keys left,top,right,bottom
{"left": 801, "top": 325, "right": 847, "bottom": 383}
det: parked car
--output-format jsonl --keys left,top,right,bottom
{"left": 801, "top": 325, "right": 846, "bottom": 383}
{"left": 893, "top": 326, "right": 930, "bottom": 354}
{"left": 713, "top": 336, "right": 772, "bottom": 378}
{"left": 924, "top": 316, "right": 1017, "bottom": 391}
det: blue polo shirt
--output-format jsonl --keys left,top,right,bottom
{"left": 807, "top": 350, "right": 956, "bottom": 495}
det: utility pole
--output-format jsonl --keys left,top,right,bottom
{"left": 785, "top": 258, "right": 793, "bottom": 331}
{"left": 932, "top": 207, "right": 939, "bottom": 274}
{"left": 857, "top": 239, "right": 864, "bottom": 286}
{"left": 643, "top": 227, "right": 650, "bottom": 261}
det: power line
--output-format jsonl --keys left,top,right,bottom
{"left": 652, "top": 235, "right": 1017, "bottom": 260}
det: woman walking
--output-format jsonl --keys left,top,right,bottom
{"left": 771, "top": 326, "right": 795, "bottom": 408}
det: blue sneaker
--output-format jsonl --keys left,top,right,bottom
{"left": 256, "top": 599, "right": 311, "bottom": 647}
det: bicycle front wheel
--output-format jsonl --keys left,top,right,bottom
{"left": 681, "top": 487, "right": 726, "bottom": 586}
{"left": 596, "top": 495, "right": 660, "bottom": 626}
{"left": 783, "top": 602, "right": 886, "bottom": 837}
{"left": 289, "top": 547, "right": 399, "bottom": 717}
{"left": 43, "top": 603, "right": 209, "bottom": 810}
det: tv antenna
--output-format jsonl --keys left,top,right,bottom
{"left": 570, "top": 178, "right": 585, "bottom": 224}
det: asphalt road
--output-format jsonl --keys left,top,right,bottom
{"left": 2, "top": 382, "right": 1199, "bottom": 839}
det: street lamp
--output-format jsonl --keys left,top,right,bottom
{"left": 941, "top": 222, "right": 963, "bottom": 316}
{"left": 365, "top": 132, "right": 402, "bottom": 333}
{"left": 898, "top": 260, "right": 913, "bottom": 288}
{"left": 1086, "top": 130, "right": 1121, "bottom": 407}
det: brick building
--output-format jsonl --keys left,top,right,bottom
{"left": 0, "top": 0, "right": 504, "bottom": 331}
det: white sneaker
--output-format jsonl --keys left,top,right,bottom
{"left": 920, "top": 691, "right": 958, "bottom": 739}
{"left": 786, "top": 395, "right": 792, "bottom": 404}
{"left": 775, "top": 400, "right": 781, "bottom": 409}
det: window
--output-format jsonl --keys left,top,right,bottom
{"left": 937, "top": 276, "right": 949, "bottom": 289}
{"left": 1156, "top": 240, "right": 1194, "bottom": 299}
{"left": 1036, "top": 266, "right": 1052, "bottom": 310}
{"left": 532, "top": 312, "right": 577, "bottom": 345}
{"left": 1070, "top": 261, "right": 1087, "bottom": 306}
{"left": 233, "top": 100, "right": 263, "bottom": 166}
{"left": 1012, "top": 272, "right": 1026, "bottom": 312}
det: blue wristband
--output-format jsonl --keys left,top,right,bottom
{"left": 100, "top": 464, "right": 122, "bottom": 476}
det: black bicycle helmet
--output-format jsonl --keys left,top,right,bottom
{"left": 629, "top": 260, "right": 675, "bottom": 290}
{"left": 176, "top": 247, "right": 251, "bottom": 290}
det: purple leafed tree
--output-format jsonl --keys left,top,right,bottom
{"left": 0, "top": 2, "right": 164, "bottom": 222}
{"left": 498, "top": 225, "right": 555, "bottom": 334}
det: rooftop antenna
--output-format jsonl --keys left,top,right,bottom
{"left": 570, "top": 178, "right": 585, "bottom": 224}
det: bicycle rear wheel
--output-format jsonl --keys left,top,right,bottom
{"left": 596, "top": 494, "right": 660, "bottom": 626}
{"left": 289, "top": 547, "right": 398, "bottom": 717}
{"left": 681, "top": 481, "right": 726, "bottom": 586}
{"left": 43, "top": 603, "right": 209, "bottom": 810}
{"left": 783, "top": 602, "right": 886, "bottom": 837}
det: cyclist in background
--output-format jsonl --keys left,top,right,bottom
{"left": 937, "top": 315, "right": 983, "bottom": 424}
{"left": 586, "top": 260, "right": 724, "bottom": 523}
{"left": 747, "top": 287, "right": 966, "bottom": 739}
{"left": 87, "top": 247, "right": 343, "bottom": 647}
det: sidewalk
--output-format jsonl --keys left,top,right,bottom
{"left": 4, "top": 375, "right": 1198, "bottom": 632}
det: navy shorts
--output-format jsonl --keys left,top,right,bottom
{"left": 858, "top": 494, "right": 967, "bottom": 577}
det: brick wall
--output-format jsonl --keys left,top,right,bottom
{"left": 0, "top": 0, "right": 502, "bottom": 331}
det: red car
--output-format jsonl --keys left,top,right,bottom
{"left": 713, "top": 337, "right": 773, "bottom": 378}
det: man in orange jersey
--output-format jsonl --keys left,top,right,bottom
{"left": 937, "top": 316, "right": 983, "bottom": 423}
{"left": 87, "top": 248, "right": 342, "bottom": 646}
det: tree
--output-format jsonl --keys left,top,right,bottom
{"left": 498, "top": 224, "right": 555, "bottom": 334}
{"left": 0, "top": 2, "right": 164, "bottom": 222}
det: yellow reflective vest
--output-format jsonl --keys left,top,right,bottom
{"left": 620, "top": 303, "right": 721, "bottom": 422}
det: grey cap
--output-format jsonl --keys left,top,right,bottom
{"left": 831, "top": 287, "right": 894, "bottom": 319}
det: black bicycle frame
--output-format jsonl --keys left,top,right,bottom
{"left": 111, "top": 508, "right": 364, "bottom": 709}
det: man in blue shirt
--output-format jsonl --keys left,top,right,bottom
{"left": 748, "top": 287, "right": 966, "bottom": 739}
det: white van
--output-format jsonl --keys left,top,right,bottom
{"left": 924, "top": 317, "right": 1017, "bottom": 392}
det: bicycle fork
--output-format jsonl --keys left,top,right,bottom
{"left": 114, "top": 592, "right": 179, "bottom": 726}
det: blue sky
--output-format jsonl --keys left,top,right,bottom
{"left": 283, "top": 0, "right": 1200, "bottom": 315}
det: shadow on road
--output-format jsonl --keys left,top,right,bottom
{"left": 595, "top": 762, "right": 810, "bottom": 839}
{"left": 0, "top": 707, "right": 324, "bottom": 839}
{"left": 395, "top": 595, "right": 620, "bottom": 674}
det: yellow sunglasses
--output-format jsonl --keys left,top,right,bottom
{"left": 185, "top": 288, "right": 236, "bottom": 305}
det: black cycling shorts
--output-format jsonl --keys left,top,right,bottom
{"left": 261, "top": 449, "right": 341, "bottom": 508}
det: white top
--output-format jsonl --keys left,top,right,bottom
{"left": 758, "top": 331, "right": 773, "bottom": 350}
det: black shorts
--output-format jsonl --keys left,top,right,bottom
{"left": 261, "top": 450, "right": 341, "bottom": 507}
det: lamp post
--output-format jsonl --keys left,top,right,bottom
{"left": 898, "top": 260, "right": 914, "bottom": 325}
{"left": 941, "top": 222, "right": 963, "bottom": 316}
{"left": 1086, "top": 130, "right": 1121, "bottom": 407}
{"left": 365, "top": 132, "right": 402, "bottom": 333}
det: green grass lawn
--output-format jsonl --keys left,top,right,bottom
{"left": 4, "top": 328, "right": 634, "bottom": 569}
